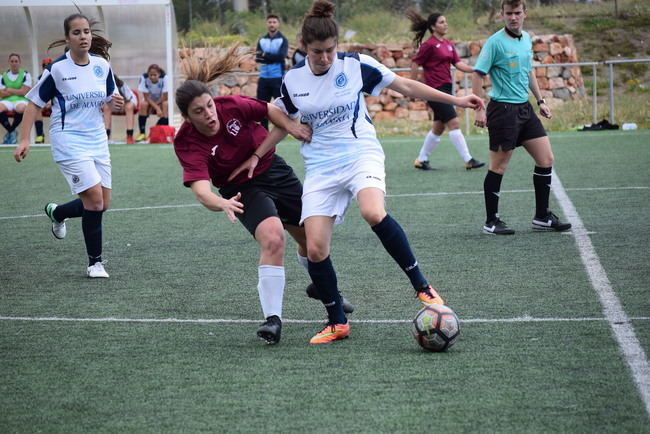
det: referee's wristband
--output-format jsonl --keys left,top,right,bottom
{"left": 537, "top": 98, "right": 546, "bottom": 106}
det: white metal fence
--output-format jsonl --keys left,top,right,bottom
{"left": 118, "top": 57, "right": 650, "bottom": 132}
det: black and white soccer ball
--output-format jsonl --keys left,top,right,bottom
{"left": 412, "top": 304, "right": 460, "bottom": 352}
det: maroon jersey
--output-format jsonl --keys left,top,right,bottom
{"left": 173, "top": 95, "right": 273, "bottom": 187}
{"left": 411, "top": 36, "right": 461, "bottom": 89}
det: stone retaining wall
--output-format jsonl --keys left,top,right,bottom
{"left": 180, "top": 34, "right": 584, "bottom": 122}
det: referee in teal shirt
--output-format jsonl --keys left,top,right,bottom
{"left": 472, "top": 0, "right": 571, "bottom": 235}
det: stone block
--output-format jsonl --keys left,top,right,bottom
{"left": 396, "top": 58, "right": 412, "bottom": 68}
{"left": 381, "top": 57, "right": 396, "bottom": 68}
{"left": 373, "top": 111, "right": 396, "bottom": 121}
{"left": 395, "top": 107, "right": 409, "bottom": 118}
{"left": 470, "top": 41, "right": 482, "bottom": 56}
{"left": 455, "top": 42, "right": 469, "bottom": 58}
{"left": 533, "top": 41, "right": 549, "bottom": 52}
{"left": 549, "top": 43, "right": 563, "bottom": 56}
{"left": 383, "top": 102, "right": 398, "bottom": 111}
{"left": 408, "top": 110, "right": 430, "bottom": 121}
{"left": 407, "top": 101, "right": 427, "bottom": 111}
{"left": 552, "top": 87, "right": 570, "bottom": 100}
{"left": 546, "top": 66, "right": 562, "bottom": 77}
{"left": 537, "top": 76, "right": 549, "bottom": 89}
{"left": 548, "top": 77, "right": 565, "bottom": 89}
{"left": 240, "top": 84, "right": 256, "bottom": 97}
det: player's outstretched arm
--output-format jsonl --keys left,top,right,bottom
{"left": 14, "top": 101, "right": 39, "bottom": 162}
{"left": 190, "top": 180, "right": 243, "bottom": 223}
{"left": 388, "top": 76, "right": 484, "bottom": 110}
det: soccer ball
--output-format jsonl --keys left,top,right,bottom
{"left": 412, "top": 305, "right": 460, "bottom": 352}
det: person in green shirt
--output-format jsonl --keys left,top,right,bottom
{"left": 472, "top": 0, "right": 571, "bottom": 235}
{"left": 0, "top": 53, "right": 32, "bottom": 144}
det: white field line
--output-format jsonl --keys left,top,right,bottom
{"left": 0, "top": 186, "right": 647, "bottom": 221}
{"left": 1, "top": 315, "right": 649, "bottom": 324}
{"left": 553, "top": 170, "right": 650, "bottom": 416}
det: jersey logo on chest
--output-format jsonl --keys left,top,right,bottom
{"left": 226, "top": 119, "right": 241, "bottom": 136}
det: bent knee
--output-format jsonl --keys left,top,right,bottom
{"left": 360, "top": 209, "right": 386, "bottom": 227}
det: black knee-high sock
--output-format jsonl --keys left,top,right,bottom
{"left": 82, "top": 209, "right": 103, "bottom": 266}
{"left": 126, "top": 129, "right": 133, "bottom": 137}
{"left": 0, "top": 112, "right": 11, "bottom": 131}
{"left": 371, "top": 214, "right": 428, "bottom": 289}
{"left": 138, "top": 115, "right": 147, "bottom": 134}
{"left": 308, "top": 256, "right": 346, "bottom": 324}
{"left": 10, "top": 113, "right": 23, "bottom": 132}
{"left": 533, "top": 166, "right": 552, "bottom": 218}
{"left": 156, "top": 117, "right": 168, "bottom": 125}
{"left": 53, "top": 198, "right": 84, "bottom": 222}
{"left": 35, "top": 120, "right": 44, "bottom": 136}
{"left": 106, "top": 129, "right": 111, "bottom": 138}
{"left": 484, "top": 170, "right": 503, "bottom": 223}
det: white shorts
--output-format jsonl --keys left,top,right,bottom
{"left": 301, "top": 157, "right": 386, "bottom": 225}
{"left": 0, "top": 100, "right": 28, "bottom": 112}
{"left": 56, "top": 158, "right": 112, "bottom": 195}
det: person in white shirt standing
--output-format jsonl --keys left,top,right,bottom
{"left": 14, "top": 13, "right": 124, "bottom": 278}
{"left": 231, "top": 0, "right": 484, "bottom": 344}
{"left": 0, "top": 53, "right": 32, "bottom": 144}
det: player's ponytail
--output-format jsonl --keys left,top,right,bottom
{"left": 301, "top": 0, "right": 339, "bottom": 45}
{"left": 176, "top": 45, "right": 245, "bottom": 116}
{"left": 48, "top": 13, "right": 112, "bottom": 60}
{"left": 406, "top": 9, "right": 442, "bottom": 48}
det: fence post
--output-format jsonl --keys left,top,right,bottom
{"left": 608, "top": 62, "right": 615, "bottom": 124}
{"left": 592, "top": 64, "right": 597, "bottom": 124}
{"left": 463, "top": 72, "right": 470, "bottom": 136}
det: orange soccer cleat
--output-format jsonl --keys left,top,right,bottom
{"left": 309, "top": 321, "right": 350, "bottom": 344}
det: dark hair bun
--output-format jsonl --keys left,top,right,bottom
{"left": 308, "top": 0, "right": 335, "bottom": 18}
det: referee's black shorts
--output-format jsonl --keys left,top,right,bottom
{"left": 219, "top": 154, "right": 303, "bottom": 237}
{"left": 486, "top": 100, "right": 547, "bottom": 151}
{"left": 426, "top": 83, "right": 458, "bottom": 124}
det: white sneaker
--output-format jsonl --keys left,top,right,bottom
{"left": 44, "top": 203, "right": 67, "bottom": 239}
{"left": 87, "top": 261, "right": 109, "bottom": 278}
{"left": 107, "top": 139, "right": 117, "bottom": 145}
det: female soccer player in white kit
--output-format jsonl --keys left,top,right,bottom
{"left": 230, "top": 0, "right": 484, "bottom": 344}
{"left": 14, "top": 13, "right": 124, "bottom": 278}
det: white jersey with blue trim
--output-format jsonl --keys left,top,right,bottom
{"left": 275, "top": 52, "right": 396, "bottom": 174}
{"left": 26, "top": 51, "right": 116, "bottom": 162}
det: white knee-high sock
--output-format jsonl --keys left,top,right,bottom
{"left": 257, "top": 265, "right": 285, "bottom": 319}
{"left": 297, "top": 252, "right": 309, "bottom": 273}
{"left": 417, "top": 131, "right": 441, "bottom": 162}
{"left": 449, "top": 129, "right": 472, "bottom": 163}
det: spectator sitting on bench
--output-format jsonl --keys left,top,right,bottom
{"left": 136, "top": 64, "right": 168, "bottom": 142}
{"left": 34, "top": 58, "right": 53, "bottom": 144}
{"left": 0, "top": 53, "right": 32, "bottom": 144}
{"left": 103, "top": 74, "right": 137, "bottom": 144}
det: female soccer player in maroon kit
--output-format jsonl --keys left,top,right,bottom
{"left": 408, "top": 10, "right": 485, "bottom": 171}
{"left": 172, "top": 47, "right": 352, "bottom": 344}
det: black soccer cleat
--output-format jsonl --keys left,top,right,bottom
{"left": 257, "top": 315, "right": 282, "bottom": 345}
{"left": 464, "top": 158, "right": 485, "bottom": 170}
{"left": 532, "top": 211, "right": 572, "bottom": 232}
{"left": 305, "top": 283, "right": 355, "bottom": 314}
{"left": 483, "top": 218, "right": 515, "bottom": 235}
{"left": 413, "top": 159, "right": 436, "bottom": 171}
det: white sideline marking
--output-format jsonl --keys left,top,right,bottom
{"left": 553, "top": 170, "right": 650, "bottom": 416}
{"left": 0, "top": 186, "right": 647, "bottom": 221}
{"left": 1, "top": 315, "right": 649, "bottom": 324}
